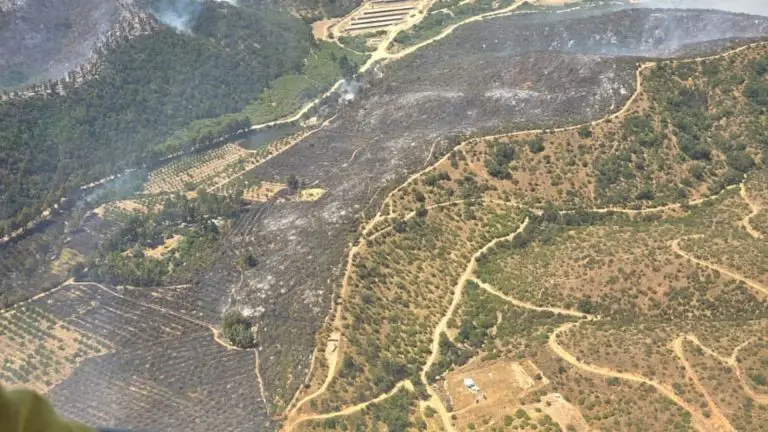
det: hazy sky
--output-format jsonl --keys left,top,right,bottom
{"left": 643, "top": 0, "right": 768, "bottom": 16}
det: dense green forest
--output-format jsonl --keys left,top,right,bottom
{"left": 0, "top": 1, "right": 311, "bottom": 235}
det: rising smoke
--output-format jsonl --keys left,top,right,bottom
{"left": 149, "top": 0, "right": 238, "bottom": 32}
{"left": 338, "top": 79, "right": 361, "bottom": 104}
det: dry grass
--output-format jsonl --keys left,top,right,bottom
{"left": 143, "top": 234, "right": 184, "bottom": 259}
{"left": 737, "top": 337, "right": 768, "bottom": 398}
{"left": 299, "top": 188, "right": 327, "bottom": 202}
{"left": 682, "top": 334, "right": 768, "bottom": 431}
{"left": 534, "top": 347, "right": 698, "bottom": 432}
{"left": 678, "top": 233, "right": 768, "bottom": 288}
{"left": 243, "top": 182, "right": 286, "bottom": 202}
{"left": 50, "top": 248, "right": 85, "bottom": 277}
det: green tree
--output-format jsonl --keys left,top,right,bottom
{"left": 577, "top": 125, "right": 593, "bottom": 138}
{"left": 286, "top": 174, "right": 300, "bottom": 190}
{"left": 222, "top": 310, "right": 256, "bottom": 348}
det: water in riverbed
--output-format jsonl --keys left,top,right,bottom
{"left": 239, "top": 124, "right": 301, "bottom": 150}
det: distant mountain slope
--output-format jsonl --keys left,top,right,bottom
{"left": 0, "top": 0, "right": 153, "bottom": 90}
{"left": 0, "top": 0, "right": 311, "bottom": 233}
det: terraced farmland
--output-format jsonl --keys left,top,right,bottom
{"left": 48, "top": 331, "right": 270, "bottom": 431}
{"left": 33, "top": 283, "right": 203, "bottom": 349}
{"left": 144, "top": 144, "right": 256, "bottom": 194}
{"left": 0, "top": 301, "right": 109, "bottom": 392}
{"left": 9, "top": 282, "right": 274, "bottom": 430}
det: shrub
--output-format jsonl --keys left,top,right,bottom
{"left": 577, "top": 298, "right": 596, "bottom": 314}
{"left": 623, "top": 115, "right": 663, "bottom": 147}
{"left": 527, "top": 136, "right": 545, "bottom": 153}
{"left": 577, "top": 125, "right": 593, "bottom": 138}
{"left": 726, "top": 150, "right": 755, "bottom": 173}
{"left": 222, "top": 310, "right": 256, "bottom": 348}
{"left": 750, "top": 373, "right": 767, "bottom": 387}
{"left": 238, "top": 252, "right": 258, "bottom": 269}
{"left": 286, "top": 174, "right": 300, "bottom": 190}
{"left": 746, "top": 79, "right": 768, "bottom": 106}
{"left": 689, "top": 163, "right": 706, "bottom": 180}
{"left": 485, "top": 141, "right": 516, "bottom": 179}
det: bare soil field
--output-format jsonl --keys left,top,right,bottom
{"left": 243, "top": 182, "right": 287, "bottom": 202}
{"left": 444, "top": 359, "right": 549, "bottom": 429}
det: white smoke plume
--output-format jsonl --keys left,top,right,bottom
{"left": 150, "top": 0, "right": 238, "bottom": 32}
{"left": 338, "top": 79, "right": 361, "bottom": 104}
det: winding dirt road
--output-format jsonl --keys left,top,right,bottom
{"left": 280, "top": 28, "right": 768, "bottom": 432}
{"left": 286, "top": 381, "right": 414, "bottom": 430}
{"left": 548, "top": 323, "right": 715, "bottom": 432}
{"left": 740, "top": 183, "right": 764, "bottom": 239}
{"left": 471, "top": 279, "right": 590, "bottom": 318}
{"left": 419, "top": 217, "right": 530, "bottom": 432}
{"left": 671, "top": 237, "right": 768, "bottom": 298}
{"left": 684, "top": 335, "right": 768, "bottom": 405}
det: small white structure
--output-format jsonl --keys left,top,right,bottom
{"left": 463, "top": 378, "right": 480, "bottom": 393}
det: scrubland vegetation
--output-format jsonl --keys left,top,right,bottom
{"left": 288, "top": 44, "right": 768, "bottom": 431}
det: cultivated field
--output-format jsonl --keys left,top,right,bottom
{"left": 3, "top": 282, "right": 276, "bottom": 431}
{"left": 144, "top": 144, "right": 257, "bottom": 194}
{"left": 0, "top": 302, "right": 109, "bottom": 393}
{"left": 144, "top": 127, "right": 315, "bottom": 196}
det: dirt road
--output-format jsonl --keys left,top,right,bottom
{"left": 671, "top": 237, "right": 768, "bottom": 298}
{"left": 286, "top": 381, "right": 414, "bottom": 429}
{"left": 280, "top": 33, "right": 768, "bottom": 432}
{"left": 472, "top": 279, "right": 590, "bottom": 318}
{"left": 740, "top": 183, "right": 763, "bottom": 239}
{"left": 419, "top": 217, "right": 530, "bottom": 432}
{"left": 685, "top": 335, "right": 768, "bottom": 405}
{"left": 672, "top": 337, "right": 734, "bottom": 432}
{"left": 548, "top": 323, "right": 714, "bottom": 432}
